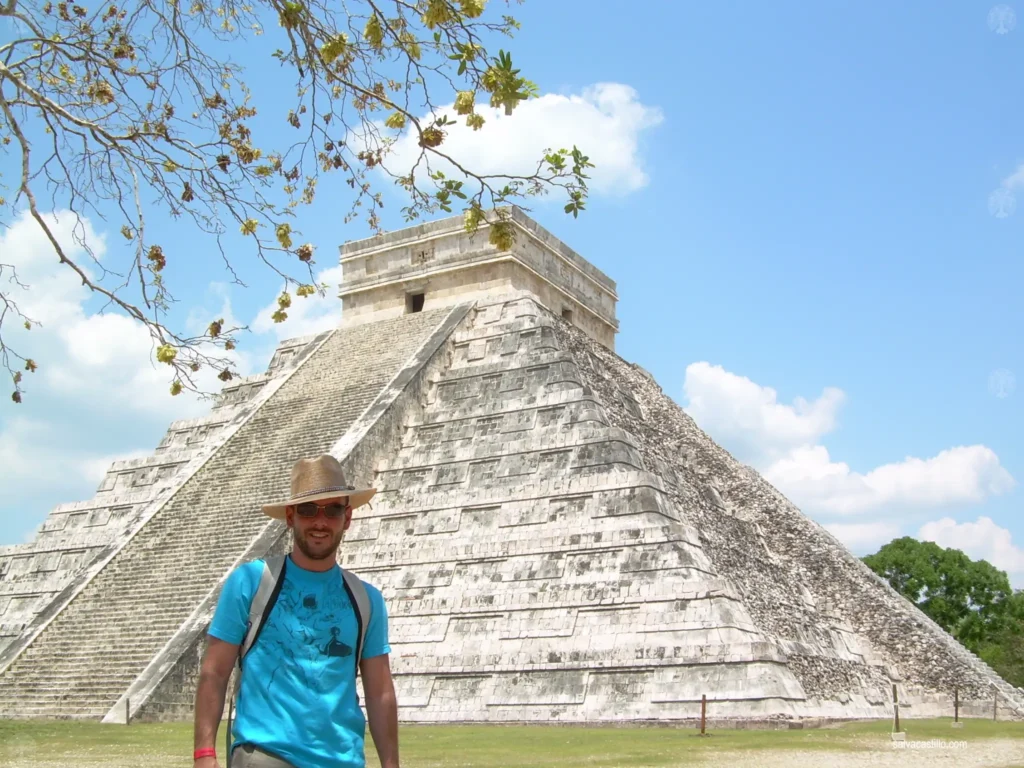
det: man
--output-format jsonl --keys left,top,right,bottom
{"left": 192, "top": 455, "right": 399, "bottom": 768}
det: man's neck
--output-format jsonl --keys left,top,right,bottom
{"left": 289, "top": 548, "right": 339, "bottom": 572}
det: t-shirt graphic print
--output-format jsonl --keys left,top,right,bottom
{"left": 209, "top": 556, "right": 390, "bottom": 768}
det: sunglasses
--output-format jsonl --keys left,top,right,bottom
{"left": 294, "top": 501, "right": 351, "bottom": 519}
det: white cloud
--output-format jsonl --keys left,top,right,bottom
{"left": 1002, "top": 163, "right": 1024, "bottom": 190}
{"left": 0, "top": 209, "right": 351, "bottom": 548}
{"left": 3, "top": 209, "right": 106, "bottom": 327}
{"left": 989, "top": 164, "right": 1024, "bottom": 219}
{"left": 0, "top": 211, "right": 251, "bottom": 544}
{"left": 919, "top": 517, "right": 1024, "bottom": 578}
{"left": 252, "top": 265, "right": 344, "bottom": 342}
{"left": 0, "top": 416, "right": 152, "bottom": 542}
{"left": 379, "top": 83, "right": 663, "bottom": 196}
{"left": 823, "top": 521, "right": 902, "bottom": 554}
{"left": 683, "top": 362, "right": 1015, "bottom": 518}
{"left": 0, "top": 210, "right": 255, "bottom": 420}
{"left": 763, "top": 444, "right": 1015, "bottom": 516}
{"left": 683, "top": 362, "right": 845, "bottom": 464}
{"left": 0, "top": 416, "right": 102, "bottom": 489}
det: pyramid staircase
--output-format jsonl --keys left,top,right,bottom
{"left": 0, "top": 308, "right": 453, "bottom": 718}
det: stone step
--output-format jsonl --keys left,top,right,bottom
{"left": 57, "top": 597, "right": 212, "bottom": 613}
{"left": 46, "top": 612, "right": 206, "bottom": 630}
{"left": 56, "top": 585, "right": 226, "bottom": 601}
{"left": 2, "top": 696, "right": 129, "bottom": 711}
{"left": 0, "top": 310, "right": 449, "bottom": 719}
{"left": 383, "top": 431, "right": 638, "bottom": 474}
{"left": 11, "top": 648, "right": 157, "bottom": 661}
{"left": 24, "top": 620, "right": 193, "bottom": 638}
{"left": 415, "top": 389, "right": 596, "bottom": 426}
{"left": 0, "top": 696, "right": 118, "bottom": 710}
{"left": 13, "top": 639, "right": 173, "bottom": 659}
{"left": 79, "top": 599, "right": 215, "bottom": 614}
{"left": 3, "top": 677, "right": 134, "bottom": 690}
{"left": 435, "top": 350, "right": 571, "bottom": 384}
{"left": 0, "top": 706, "right": 111, "bottom": 719}
{"left": 38, "top": 621, "right": 194, "bottom": 638}
{"left": 18, "top": 638, "right": 177, "bottom": 654}
{"left": 1, "top": 668, "right": 130, "bottom": 685}
{"left": 10, "top": 655, "right": 151, "bottom": 667}
{"left": 6, "top": 681, "right": 140, "bottom": 696}
{"left": 59, "top": 599, "right": 209, "bottom": 612}
{"left": 92, "top": 571, "right": 243, "bottom": 586}
{"left": 10, "top": 660, "right": 157, "bottom": 677}
{"left": 9, "top": 671, "right": 150, "bottom": 685}
{"left": 12, "top": 646, "right": 159, "bottom": 660}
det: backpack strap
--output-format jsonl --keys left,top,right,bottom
{"left": 341, "top": 568, "right": 371, "bottom": 673}
{"left": 240, "top": 555, "right": 288, "bottom": 663}
{"left": 230, "top": 555, "right": 287, "bottom": 708}
{"left": 227, "top": 555, "right": 287, "bottom": 768}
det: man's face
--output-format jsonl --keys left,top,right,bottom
{"left": 286, "top": 499, "right": 352, "bottom": 562}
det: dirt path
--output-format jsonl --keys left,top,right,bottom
{"left": 697, "top": 738, "right": 1024, "bottom": 768}
{"left": 3, "top": 735, "right": 1022, "bottom": 767}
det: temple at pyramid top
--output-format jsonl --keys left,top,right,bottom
{"left": 337, "top": 207, "right": 619, "bottom": 349}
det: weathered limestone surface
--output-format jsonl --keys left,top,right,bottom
{"left": 114, "top": 304, "right": 471, "bottom": 723}
{"left": 1, "top": 210, "right": 1020, "bottom": 725}
{"left": 0, "top": 309, "right": 451, "bottom": 719}
{"left": 339, "top": 208, "right": 619, "bottom": 350}
{"left": 0, "top": 333, "right": 320, "bottom": 658}
{"left": 552, "top": 317, "right": 1024, "bottom": 722}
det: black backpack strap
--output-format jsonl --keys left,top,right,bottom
{"left": 341, "top": 569, "right": 371, "bottom": 675}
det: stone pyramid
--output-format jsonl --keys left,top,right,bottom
{"left": 0, "top": 209, "right": 1021, "bottom": 725}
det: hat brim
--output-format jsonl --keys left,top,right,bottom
{"left": 261, "top": 487, "right": 376, "bottom": 520}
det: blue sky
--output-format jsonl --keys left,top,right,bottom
{"left": 2, "top": 2, "right": 1022, "bottom": 585}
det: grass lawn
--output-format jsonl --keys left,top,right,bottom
{"left": 0, "top": 718, "right": 1021, "bottom": 767}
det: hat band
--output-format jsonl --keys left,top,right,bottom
{"left": 293, "top": 485, "right": 355, "bottom": 499}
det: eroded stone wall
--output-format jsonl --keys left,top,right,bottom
{"left": 0, "top": 334, "right": 322, "bottom": 659}
{"left": 0, "top": 310, "right": 452, "bottom": 719}
{"left": 339, "top": 209, "right": 618, "bottom": 349}
{"left": 553, "top": 316, "right": 1024, "bottom": 720}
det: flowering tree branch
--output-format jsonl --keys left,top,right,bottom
{"left": 0, "top": 0, "right": 592, "bottom": 403}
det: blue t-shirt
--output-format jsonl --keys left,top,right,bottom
{"left": 209, "top": 556, "right": 390, "bottom": 768}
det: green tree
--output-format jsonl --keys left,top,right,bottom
{"left": 862, "top": 537, "right": 1014, "bottom": 654}
{"left": 978, "top": 591, "right": 1024, "bottom": 688}
{"left": 0, "top": 0, "right": 593, "bottom": 402}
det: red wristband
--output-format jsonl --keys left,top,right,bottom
{"left": 194, "top": 747, "right": 217, "bottom": 760}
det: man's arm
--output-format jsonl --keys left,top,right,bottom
{"left": 361, "top": 654, "right": 399, "bottom": 768}
{"left": 193, "top": 636, "right": 240, "bottom": 768}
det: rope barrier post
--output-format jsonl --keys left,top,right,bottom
{"left": 993, "top": 689, "right": 998, "bottom": 722}
{"left": 890, "top": 684, "right": 905, "bottom": 742}
{"left": 700, "top": 694, "right": 706, "bottom": 736}
{"left": 954, "top": 687, "right": 959, "bottom": 722}
{"left": 893, "top": 684, "right": 900, "bottom": 732}
{"left": 952, "top": 687, "right": 963, "bottom": 728}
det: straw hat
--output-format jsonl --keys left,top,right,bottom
{"left": 262, "top": 454, "right": 376, "bottom": 520}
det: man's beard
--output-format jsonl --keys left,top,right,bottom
{"left": 294, "top": 528, "right": 343, "bottom": 561}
